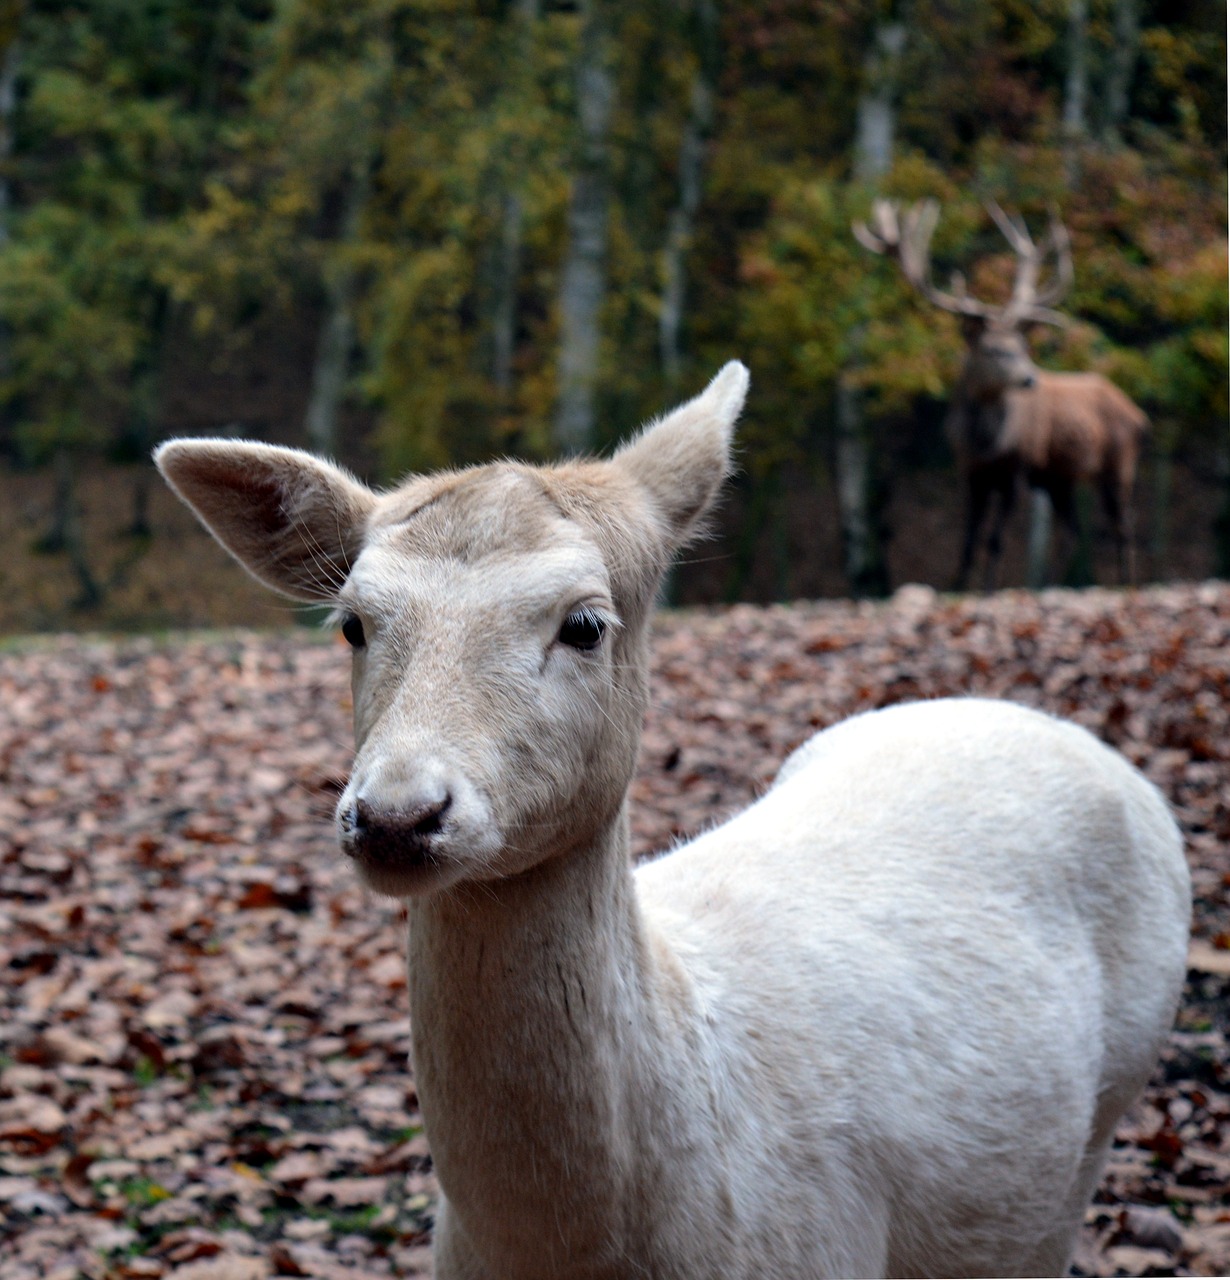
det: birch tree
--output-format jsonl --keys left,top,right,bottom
{"left": 659, "top": 0, "right": 718, "bottom": 389}
{"left": 264, "top": 8, "right": 394, "bottom": 459}
{"left": 1104, "top": 0, "right": 1140, "bottom": 140}
{"left": 553, "top": 0, "right": 616, "bottom": 454}
{"left": 487, "top": 0, "right": 541, "bottom": 404}
{"left": 303, "top": 156, "right": 372, "bottom": 457}
{"left": 1063, "top": 0, "right": 1089, "bottom": 144}
{"left": 836, "top": 12, "right": 906, "bottom": 597}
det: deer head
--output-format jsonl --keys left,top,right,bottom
{"left": 854, "top": 199, "right": 1074, "bottom": 400}
{"left": 154, "top": 364, "right": 749, "bottom": 898}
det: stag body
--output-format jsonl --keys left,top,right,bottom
{"left": 949, "top": 334, "right": 1148, "bottom": 589}
{"left": 858, "top": 201, "right": 1149, "bottom": 589}
{"left": 155, "top": 366, "right": 1188, "bottom": 1279}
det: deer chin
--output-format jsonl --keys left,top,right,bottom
{"left": 347, "top": 848, "right": 465, "bottom": 898}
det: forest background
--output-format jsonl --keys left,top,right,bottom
{"left": 0, "top": 0, "right": 1224, "bottom": 631}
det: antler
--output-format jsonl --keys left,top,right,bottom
{"left": 985, "top": 201, "right": 1073, "bottom": 325}
{"left": 854, "top": 199, "right": 996, "bottom": 319}
{"left": 854, "top": 199, "right": 1074, "bottom": 327}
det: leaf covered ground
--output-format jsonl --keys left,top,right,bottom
{"left": 1, "top": 582, "right": 1229, "bottom": 1279}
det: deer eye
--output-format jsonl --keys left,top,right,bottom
{"left": 341, "top": 613, "right": 366, "bottom": 649}
{"left": 558, "top": 608, "right": 605, "bottom": 651}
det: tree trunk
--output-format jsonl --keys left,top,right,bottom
{"left": 125, "top": 288, "right": 170, "bottom": 537}
{"left": 835, "top": 375, "right": 887, "bottom": 596}
{"left": 1104, "top": 0, "right": 1140, "bottom": 140}
{"left": 553, "top": 0, "right": 615, "bottom": 455}
{"left": 854, "top": 21, "right": 906, "bottom": 184}
{"left": 487, "top": 0, "right": 540, "bottom": 403}
{"left": 39, "top": 447, "right": 73, "bottom": 554}
{"left": 1026, "top": 488, "right": 1053, "bottom": 589}
{"left": 39, "top": 450, "right": 102, "bottom": 610}
{"left": 126, "top": 371, "right": 157, "bottom": 540}
{"left": 659, "top": 0, "right": 718, "bottom": 389}
{"left": 490, "top": 191, "right": 523, "bottom": 400}
{"left": 836, "top": 14, "right": 905, "bottom": 598}
{"left": 304, "top": 287, "right": 356, "bottom": 458}
{"left": 126, "top": 358, "right": 160, "bottom": 539}
{"left": 1063, "top": 0, "right": 1089, "bottom": 179}
{"left": 303, "top": 163, "right": 368, "bottom": 458}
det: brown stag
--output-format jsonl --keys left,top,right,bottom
{"left": 855, "top": 199, "right": 1149, "bottom": 590}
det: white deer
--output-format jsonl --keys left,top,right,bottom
{"left": 156, "top": 362, "right": 1190, "bottom": 1280}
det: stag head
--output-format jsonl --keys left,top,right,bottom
{"left": 854, "top": 199, "right": 1075, "bottom": 398}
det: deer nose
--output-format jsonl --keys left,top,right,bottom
{"left": 343, "top": 794, "right": 453, "bottom": 853}
{"left": 1020, "top": 371, "right": 1037, "bottom": 388}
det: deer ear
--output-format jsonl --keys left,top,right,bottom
{"left": 154, "top": 440, "right": 377, "bottom": 602}
{"left": 614, "top": 361, "right": 748, "bottom": 547}
{"left": 960, "top": 314, "right": 988, "bottom": 345}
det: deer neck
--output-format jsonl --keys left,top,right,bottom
{"left": 953, "top": 377, "right": 1012, "bottom": 456}
{"left": 405, "top": 805, "right": 660, "bottom": 1272}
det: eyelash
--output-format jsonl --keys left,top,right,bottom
{"left": 558, "top": 607, "right": 608, "bottom": 651}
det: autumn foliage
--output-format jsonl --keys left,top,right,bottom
{"left": 0, "top": 0, "right": 1225, "bottom": 620}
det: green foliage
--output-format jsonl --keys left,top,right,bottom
{"left": 0, "top": 0, "right": 262, "bottom": 463}
{"left": 0, "top": 0, "right": 1223, "bottom": 580}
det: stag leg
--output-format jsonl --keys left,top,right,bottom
{"left": 1046, "top": 479, "right": 1081, "bottom": 585}
{"left": 954, "top": 471, "right": 992, "bottom": 592}
{"left": 982, "top": 470, "right": 1017, "bottom": 593}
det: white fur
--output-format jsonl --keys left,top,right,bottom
{"left": 155, "top": 362, "right": 1190, "bottom": 1280}
{"left": 634, "top": 697, "right": 1188, "bottom": 1276}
